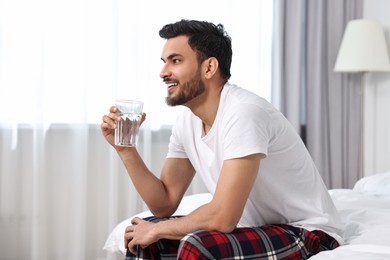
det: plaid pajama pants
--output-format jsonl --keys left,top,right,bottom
{"left": 125, "top": 216, "right": 339, "bottom": 260}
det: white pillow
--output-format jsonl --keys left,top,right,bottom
{"left": 353, "top": 172, "right": 390, "bottom": 195}
{"left": 103, "top": 193, "right": 212, "bottom": 255}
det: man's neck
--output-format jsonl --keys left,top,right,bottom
{"left": 186, "top": 82, "right": 225, "bottom": 135}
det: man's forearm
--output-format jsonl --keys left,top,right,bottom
{"left": 153, "top": 202, "right": 237, "bottom": 241}
{"left": 117, "top": 148, "right": 171, "bottom": 213}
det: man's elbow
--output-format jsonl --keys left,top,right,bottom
{"left": 209, "top": 214, "right": 239, "bottom": 233}
{"left": 149, "top": 205, "right": 178, "bottom": 218}
{"left": 214, "top": 223, "right": 237, "bottom": 233}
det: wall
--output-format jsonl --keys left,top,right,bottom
{"left": 363, "top": 0, "right": 390, "bottom": 176}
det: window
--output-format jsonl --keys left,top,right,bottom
{"left": 0, "top": 0, "right": 273, "bottom": 130}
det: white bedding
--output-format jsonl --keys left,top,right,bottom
{"left": 311, "top": 172, "right": 390, "bottom": 259}
{"left": 104, "top": 172, "right": 390, "bottom": 259}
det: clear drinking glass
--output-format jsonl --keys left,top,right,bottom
{"left": 114, "top": 99, "right": 143, "bottom": 147}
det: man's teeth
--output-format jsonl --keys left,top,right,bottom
{"left": 168, "top": 83, "right": 178, "bottom": 87}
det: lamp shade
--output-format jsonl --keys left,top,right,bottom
{"left": 334, "top": 19, "right": 390, "bottom": 72}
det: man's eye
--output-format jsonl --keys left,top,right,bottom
{"left": 173, "top": 59, "right": 181, "bottom": 64}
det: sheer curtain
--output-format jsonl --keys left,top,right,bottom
{"left": 0, "top": 1, "right": 273, "bottom": 259}
{"left": 272, "top": 0, "right": 363, "bottom": 188}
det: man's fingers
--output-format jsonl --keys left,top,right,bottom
{"left": 140, "top": 113, "right": 146, "bottom": 125}
{"left": 109, "top": 106, "right": 118, "bottom": 113}
{"left": 125, "top": 234, "right": 141, "bottom": 255}
{"left": 131, "top": 217, "right": 141, "bottom": 225}
{"left": 128, "top": 242, "right": 140, "bottom": 255}
{"left": 124, "top": 226, "right": 134, "bottom": 248}
{"left": 101, "top": 113, "right": 119, "bottom": 128}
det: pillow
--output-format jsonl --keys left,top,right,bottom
{"left": 103, "top": 193, "right": 212, "bottom": 255}
{"left": 353, "top": 172, "right": 390, "bottom": 195}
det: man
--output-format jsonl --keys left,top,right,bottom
{"left": 101, "top": 19, "right": 343, "bottom": 259}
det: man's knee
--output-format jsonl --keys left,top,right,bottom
{"left": 178, "top": 230, "right": 217, "bottom": 259}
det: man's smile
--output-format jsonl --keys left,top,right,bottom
{"left": 167, "top": 82, "right": 178, "bottom": 89}
{"left": 164, "top": 79, "right": 179, "bottom": 92}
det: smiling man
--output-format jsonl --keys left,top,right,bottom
{"left": 101, "top": 19, "right": 344, "bottom": 259}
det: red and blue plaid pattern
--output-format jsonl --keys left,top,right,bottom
{"left": 125, "top": 216, "right": 339, "bottom": 260}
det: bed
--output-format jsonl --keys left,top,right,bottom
{"left": 104, "top": 172, "right": 390, "bottom": 259}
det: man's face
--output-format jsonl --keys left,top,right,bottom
{"left": 160, "top": 35, "right": 205, "bottom": 106}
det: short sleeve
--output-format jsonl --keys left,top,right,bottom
{"left": 221, "top": 103, "right": 271, "bottom": 160}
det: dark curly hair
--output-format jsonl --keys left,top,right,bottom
{"left": 159, "top": 19, "right": 232, "bottom": 82}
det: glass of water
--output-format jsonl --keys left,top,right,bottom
{"left": 114, "top": 99, "right": 143, "bottom": 147}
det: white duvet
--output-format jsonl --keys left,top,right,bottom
{"left": 104, "top": 172, "right": 390, "bottom": 259}
{"left": 311, "top": 172, "right": 390, "bottom": 259}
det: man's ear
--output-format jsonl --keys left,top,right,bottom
{"left": 203, "top": 57, "right": 219, "bottom": 79}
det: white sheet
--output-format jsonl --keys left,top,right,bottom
{"left": 104, "top": 172, "right": 390, "bottom": 258}
{"left": 310, "top": 245, "right": 390, "bottom": 260}
{"left": 312, "top": 172, "right": 390, "bottom": 259}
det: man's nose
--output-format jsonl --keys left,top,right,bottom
{"left": 160, "top": 64, "right": 170, "bottom": 79}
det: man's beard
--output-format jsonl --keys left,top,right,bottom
{"left": 165, "top": 72, "right": 205, "bottom": 107}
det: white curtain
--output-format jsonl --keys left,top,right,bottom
{"left": 0, "top": 0, "right": 273, "bottom": 259}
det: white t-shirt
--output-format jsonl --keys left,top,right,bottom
{"left": 167, "top": 83, "right": 344, "bottom": 240}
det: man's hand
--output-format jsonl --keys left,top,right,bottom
{"left": 101, "top": 106, "right": 146, "bottom": 151}
{"left": 124, "top": 217, "right": 159, "bottom": 255}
